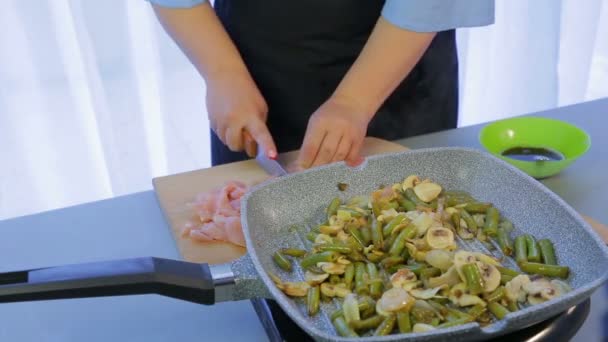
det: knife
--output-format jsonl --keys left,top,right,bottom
{"left": 255, "top": 148, "right": 288, "bottom": 177}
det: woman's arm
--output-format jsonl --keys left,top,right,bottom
{"left": 152, "top": 2, "right": 276, "bottom": 157}
{"left": 296, "top": 18, "right": 435, "bottom": 168}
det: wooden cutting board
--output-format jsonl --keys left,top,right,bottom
{"left": 152, "top": 137, "right": 408, "bottom": 264}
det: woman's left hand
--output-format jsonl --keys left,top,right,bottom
{"left": 295, "top": 96, "right": 371, "bottom": 170}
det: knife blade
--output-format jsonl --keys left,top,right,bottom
{"left": 255, "top": 148, "right": 288, "bottom": 177}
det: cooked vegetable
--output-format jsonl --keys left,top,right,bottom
{"left": 273, "top": 251, "right": 292, "bottom": 271}
{"left": 514, "top": 235, "right": 528, "bottom": 264}
{"left": 374, "top": 315, "right": 397, "bottom": 336}
{"left": 519, "top": 262, "right": 570, "bottom": 279}
{"left": 496, "top": 227, "right": 513, "bottom": 256}
{"left": 307, "top": 286, "right": 320, "bottom": 316}
{"left": 300, "top": 251, "right": 339, "bottom": 269}
{"left": 524, "top": 235, "right": 542, "bottom": 263}
{"left": 483, "top": 207, "right": 499, "bottom": 236}
{"left": 333, "top": 316, "right": 359, "bottom": 337}
{"left": 538, "top": 239, "right": 557, "bottom": 265}
{"left": 269, "top": 174, "right": 573, "bottom": 338}
{"left": 488, "top": 301, "right": 509, "bottom": 320}
{"left": 280, "top": 248, "right": 307, "bottom": 257}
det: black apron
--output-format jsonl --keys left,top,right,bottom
{"left": 211, "top": 0, "right": 458, "bottom": 165}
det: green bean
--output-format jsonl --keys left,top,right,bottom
{"left": 346, "top": 226, "right": 365, "bottom": 251}
{"left": 355, "top": 262, "right": 370, "bottom": 296}
{"left": 397, "top": 311, "right": 412, "bottom": 333}
{"left": 524, "top": 235, "right": 541, "bottom": 263}
{"left": 488, "top": 301, "right": 510, "bottom": 320}
{"left": 326, "top": 197, "right": 341, "bottom": 220}
{"left": 538, "top": 239, "right": 557, "bottom": 265}
{"left": 514, "top": 235, "right": 528, "bottom": 264}
{"left": 330, "top": 275, "right": 341, "bottom": 284}
{"left": 445, "top": 307, "right": 473, "bottom": 322}
{"left": 273, "top": 251, "right": 292, "bottom": 271}
{"left": 367, "top": 263, "right": 383, "bottom": 299}
{"left": 307, "top": 286, "right": 320, "bottom": 316}
{"left": 360, "top": 225, "right": 372, "bottom": 246}
{"left": 405, "top": 263, "right": 427, "bottom": 276}
{"left": 380, "top": 256, "right": 405, "bottom": 268}
{"left": 350, "top": 315, "right": 385, "bottom": 331}
{"left": 383, "top": 214, "right": 406, "bottom": 238}
{"left": 519, "top": 262, "right": 570, "bottom": 279}
{"left": 464, "top": 202, "right": 493, "bottom": 214}
{"left": 331, "top": 301, "right": 372, "bottom": 321}
{"left": 437, "top": 318, "right": 470, "bottom": 329}
{"left": 405, "top": 188, "right": 430, "bottom": 207}
{"left": 467, "top": 304, "right": 487, "bottom": 320}
{"left": 446, "top": 194, "right": 474, "bottom": 207}
{"left": 374, "top": 315, "right": 397, "bottom": 336}
{"left": 500, "top": 274, "right": 514, "bottom": 285}
{"left": 372, "top": 200, "right": 382, "bottom": 218}
{"left": 333, "top": 316, "right": 359, "bottom": 337}
{"left": 300, "top": 251, "right": 339, "bottom": 269}
{"left": 306, "top": 231, "right": 318, "bottom": 242}
{"left": 388, "top": 224, "right": 417, "bottom": 256}
{"left": 462, "top": 263, "right": 484, "bottom": 295}
{"left": 483, "top": 207, "right": 499, "bottom": 237}
{"left": 421, "top": 267, "right": 441, "bottom": 288}
{"left": 372, "top": 220, "right": 384, "bottom": 250}
{"left": 366, "top": 251, "right": 385, "bottom": 263}
{"left": 411, "top": 306, "right": 438, "bottom": 324}
{"left": 397, "top": 196, "right": 417, "bottom": 212}
{"left": 280, "top": 248, "right": 307, "bottom": 258}
{"left": 507, "top": 300, "right": 519, "bottom": 312}
{"left": 384, "top": 201, "right": 400, "bottom": 211}
{"left": 451, "top": 212, "right": 461, "bottom": 230}
{"left": 496, "top": 266, "right": 520, "bottom": 277}
{"left": 344, "top": 263, "right": 355, "bottom": 290}
{"left": 459, "top": 209, "right": 478, "bottom": 233}
{"left": 485, "top": 286, "right": 505, "bottom": 302}
{"left": 401, "top": 246, "right": 410, "bottom": 261}
{"left": 496, "top": 227, "right": 513, "bottom": 256}
{"left": 316, "top": 244, "right": 352, "bottom": 254}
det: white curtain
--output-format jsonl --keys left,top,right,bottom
{"left": 1, "top": 0, "right": 607, "bottom": 220}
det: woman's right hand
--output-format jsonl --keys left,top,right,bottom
{"left": 206, "top": 71, "right": 277, "bottom": 159}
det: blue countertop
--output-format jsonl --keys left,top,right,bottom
{"left": 0, "top": 98, "right": 606, "bottom": 341}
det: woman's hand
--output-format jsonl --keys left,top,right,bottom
{"left": 295, "top": 95, "right": 370, "bottom": 170}
{"left": 206, "top": 71, "right": 277, "bottom": 158}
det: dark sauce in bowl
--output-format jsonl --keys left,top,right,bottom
{"left": 502, "top": 147, "right": 565, "bottom": 162}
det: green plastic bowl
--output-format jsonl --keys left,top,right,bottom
{"left": 479, "top": 116, "right": 591, "bottom": 179}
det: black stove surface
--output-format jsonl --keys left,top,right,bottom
{"left": 250, "top": 298, "right": 590, "bottom": 342}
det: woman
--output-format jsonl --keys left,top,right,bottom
{"left": 150, "top": 0, "right": 494, "bottom": 168}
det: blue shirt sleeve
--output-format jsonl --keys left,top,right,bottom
{"left": 147, "top": 0, "right": 206, "bottom": 8}
{"left": 382, "top": 0, "right": 495, "bottom": 32}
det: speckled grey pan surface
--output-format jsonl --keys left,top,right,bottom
{"left": 237, "top": 147, "right": 608, "bottom": 341}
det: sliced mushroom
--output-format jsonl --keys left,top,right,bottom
{"left": 402, "top": 175, "right": 421, "bottom": 191}
{"left": 428, "top": 266, "right": 461, "bottom": 288}
{"left": 527, "top": 294, "right": 546, "bottom": 305}
{"left": 317, "top": 262, "right": 346, "bottom": 275}
{"left": 505, "top": 274, "right": 531, "bottom": 303}
{"left": 336, "top": 256, "right": 351, "bottom": 265}
{"left": 408, "top": 238, "right": 429, "bottom": 251}
{"left": 550, "top": 279, "right": 572, "bottom": 296}
{"left": 282, "top": 282, "right": 310, "bottom": 297}
{"left": 472, "top": 214, "right": 486, "bottom": 227}
{"left": 335, "top": 230, "right": 350, "bottom": 243}
{"left": 334, "top": 283, "right": 351, "bottom": 298}
{"left": 425, "top": 249, "right": 454, "bottom": 271}
{"left": 269, "top": 272, "right": 285, "bottom": 290}
{"left": 390, "top": 268, "right": 418, "bottom": 288}
{"left": 426, "top": 227, "right": 454, "bottom": 250}
{"left": 414, "top": 182, "right": 442, "bottom": 202}
{"left": 445, "top": 207, "right": 459, "bottom": 216}
{"left": 305, "top": 270, "right": 329, "bottom": 285}
{"left": 381, "top": 208, "right": 399, "bottom": 220}
{"left": 412, "top": 212, "right": 434, "bottom": 237}
{"left": 449, "top": 283, "right": 486, "bottom": 307}
{"left": 523, "top": 276, "right": 553, "bottom": 296}
{"left": 376, "top": 287, "right": 415, "bottom": 316}
{"left": 343, "top": 293, "right": 361, "bottom": 323}
{"left": 476, "top": 261, "right": 501, "bottom": 293}
{"left": 472, "top": 252, "right": 501, "bottom": 266}
{"left": 413, "top": 323, "right": 436, "bottom": 333}
{"left": 410, "top": 285, "right": 447, "bottom": 300}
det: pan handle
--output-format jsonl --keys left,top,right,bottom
{"left": 0, "top": 257, "right": 216, "bottom": 305}
{"left": 0, "top": 255, "right": 270, "bottom": 305}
